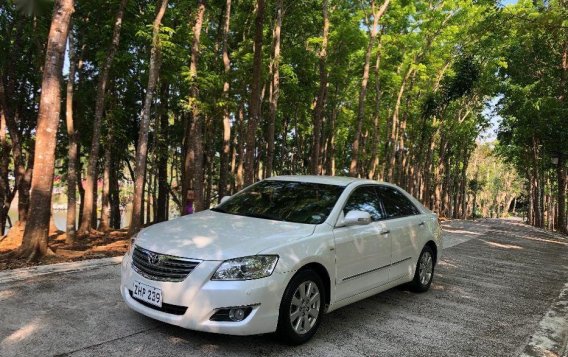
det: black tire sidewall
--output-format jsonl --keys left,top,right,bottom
{"left": 276, "top": 269, "right": 325, "bottom": 345}
{"left": 411, "top": 246, "right": 435, "bottom": 292}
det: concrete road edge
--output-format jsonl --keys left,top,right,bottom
{"left": 520, "top": 282, "right": 568, "bottom": 357}
{"left": 0, "top": 256, "right": 123, "bottom": 284}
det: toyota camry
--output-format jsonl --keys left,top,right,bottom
{"left": 120, "top": 175, "right": 442, "bottom": 344}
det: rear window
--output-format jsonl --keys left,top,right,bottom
{"left": 376, "top": 186, "right": 420, "bottom": 218}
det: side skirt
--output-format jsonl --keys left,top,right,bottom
{"left": 325, "top": 274, "right": 413, "bottom": 314}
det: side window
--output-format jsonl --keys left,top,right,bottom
{"left": 376, "top": 186, "right": 420, "bottom": 219}
{"left": 343, "top": 186, "right": 384, "bottom": 221}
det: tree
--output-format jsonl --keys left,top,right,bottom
{"left": 244, "top": 0, "right": 265, "bottom": 186}
{"left": 18, "top": 0, "right": 74, "bottom": 260}
{"left": 129, "top": 0, "right": 168, "bottom": 235}
{"left": 3, "top": 0, "right": 566, "bottom": 266}
{"left": 310, "top": 0, "right": 329, "bottom": 175}
{"left": 65, "top": 21, "right": 79, "bottom": 243}
{"left": 496, "top": 0, "right": 568, "bottom": 233}
{"left": 182, "top": 0, "right": 206, "bottom": 213}
{"left": 265, "top": 0, "right": 283, "bottom": 178}
{"left": 218, "top": 0, "right": 233, "bottom": 200}
{"left": 78, "top": 0, "right": 128, "bottom": 236}
{"left": 349, "top": 0, "right": 390, "bottom": 177}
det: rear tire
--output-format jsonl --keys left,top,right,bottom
{"left": 276, "top": 269, "right": 325, "bottom": 345}
{"left": 409, "top": 245, "right": 435, "bottom": 293}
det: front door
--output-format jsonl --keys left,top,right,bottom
{"left": 333, "top": 186, "right": 391, "bottom": 301}
{"left": 376, "top": 186, "right": 423, "bottom": 281}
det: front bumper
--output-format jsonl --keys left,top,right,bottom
{"left": 120, "top": 253, "right": 288, "bottom": 335}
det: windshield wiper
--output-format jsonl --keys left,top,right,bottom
{"left": 242, "top": 212, "right": 284, "bottom": 221}
{"left": 211, "top": 208, "right": 285, "bottom": 221}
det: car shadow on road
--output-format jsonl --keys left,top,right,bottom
{"left": 147, "top": 282, "right": 436, "bottom": 354}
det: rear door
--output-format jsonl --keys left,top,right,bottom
{"left": 376, "top": 186, "right": 425, "bottom": 282}
{"left": 333, "top": 186, "right": 391, "bottom": 301}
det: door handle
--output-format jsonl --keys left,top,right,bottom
{"left": 380, "top": 229, "right": 390, "bottom": 235}
{"left": 418, "top": 221, "right": 425, "bottom": 227}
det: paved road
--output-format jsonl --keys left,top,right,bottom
{"left": 1, "top": 219, "right": 567, "bottom": 357}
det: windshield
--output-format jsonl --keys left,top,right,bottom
{"left": 211, "top": 180, "right": 344, "bottom": 224}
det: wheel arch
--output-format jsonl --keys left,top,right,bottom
{"left": 425, "top": 240, "right": 438, "bottom": 265}
{"left": 296, "top": 262, "right": 331, "bottom": 307}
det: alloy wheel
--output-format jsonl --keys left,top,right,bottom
{"left": 419, "top": 251, "right": 433, "bottom": 286}
{"left": 289, "top": 280, "right": 321, "bottom": 335}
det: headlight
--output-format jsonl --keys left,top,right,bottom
{"left": 127, "top": 234, "right": 137, "bottom": 255}
{"left": 211, "top": 255, "right": 279, "bottom": 281}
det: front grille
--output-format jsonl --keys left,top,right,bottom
{"left": 132, "top": 246, "right": 200, "bottom": 282}
{"left": 128, "top": 290, "right": 188, "bottom": 315}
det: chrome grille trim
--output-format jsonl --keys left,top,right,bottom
{"left": 131, "top": 246, "right": 201, "bottom": 282}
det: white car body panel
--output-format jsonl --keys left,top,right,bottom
{"left": 120, "top": 175, "right": 443, "bottom": 336}
{"left": 332, "top": 219, "right": 391, "bottom": 301}
{"left": 134, "top": 210, "right": 316, "bottom": 261}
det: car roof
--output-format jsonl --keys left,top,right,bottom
{"left": 265, "top": 175, "right": 382, "bottom": 187}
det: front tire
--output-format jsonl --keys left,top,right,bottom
{"left": 276, "top": 269, "right": 324, "bottom": 345}
{"left": 409, "top": 245, "right": 435, "bottom": 293}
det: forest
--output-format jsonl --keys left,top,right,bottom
{"left": 0, "top": 0, "right": 566, "bottom": 261}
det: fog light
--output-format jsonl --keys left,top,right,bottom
{"left": 229, "top": 308, "right": 246, "bottom": 322}
{"left": 210, "top": 306, "right": 254, "bottom": 322}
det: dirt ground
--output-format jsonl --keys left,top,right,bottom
{"left": 0, "top": 222, "right": 130, "bottom": 271}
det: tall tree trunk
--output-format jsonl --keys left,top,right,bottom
{"left": 0, "top": 21, "right": 29, "bottom": 227}
{"left": 183, "top": 0, "right": 206, "bottom": 213}
{"left": 349, "top": 0, "right": 390, "bottom": 177}
{"left": 0, "top": 76, "right": 27, "bottom": 224}
{"left": 156, "top": 83, "right": 169, "bottom": 222}
{"left": 266, "top": 0, "right": 283, "bottom": 178}
{"left": 205, "top": 117, "right": 215, "bottom": 206}
{"left": 557, "top": 154, "right": 567, "bottom": 234}
{"left": 79, "top": 0, "right": 128, "bottom": 236}
{"left": 98, "top": 144, "right": 111, "bottom": 232}
{"left": 396, "top": 70, "right": 416, "bottom": 188}
{"left": 236, "top": 106, "right": 245, "bottom": 190}
{"left": 244, "top": 0, "right": 265, "bottom": 186}
{"left": 459, "top": 154, "right": 469, "bottom": 219}
{"left": 109, "top": 156, "right": 121, "bottom": 229}
{"left": 0, "top": 94, "right": 9, "bottom": 235}
{"left": 310, "top": 0, "right": 329, "bottom": 175}
{"left": 65, "top": 26, "right": 78, "bottom": 243}
{"left": 218, "top": 0, "right": 232, "bottom": 200}
{"left": 230, "top": 134, "right": 237, "bottom": 192}
{"left": 557, "top": 42, "right": 567, "bottom": 234}
{"left": 326, "top": 105, "right": 338, "bottom": 176}
{"left": 367, "top": 45, "right": 382, "bottom": 180}
{"left": 129, "top": 0, "right": 168, "bottom": 235}
{"left": 77, "top": 143, "right": 85, "bottom": 227}
{"left": 386, "top": 65, "right": 413, "bottom": 181}
{"left": 433, "top": 131, "right": 448, "bottom": 215}
{"left": 531, "top": 137, "right": 544, "bottom": 228}
{"left": 146, "top": 165, "right": 153, "bottom": 225}
{"left": 19, "top": 0, "right": 74, "bottom": 260}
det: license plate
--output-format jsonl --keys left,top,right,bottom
{"left": 133, "top": 281, "right": 162, "bottom": 308}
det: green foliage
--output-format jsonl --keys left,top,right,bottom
{"left": 496, "top": 0, "right": 568, "bottom": 172}
{"left": 469, "top": 143, "right": 523, "bottom": 218}
{"left": 3, "top": 0, "right": 557, "bottom": 226}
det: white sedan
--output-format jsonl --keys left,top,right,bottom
{"left": 120, "top": 175, "right": 442, "bottom": 344}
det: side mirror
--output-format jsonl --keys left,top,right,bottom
{"left": 342, "top": 210, "right": 372, "bottom": 227}
{"left": 220, "top": 195, "right": 231, "bottom": 204}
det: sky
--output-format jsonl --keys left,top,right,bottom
{"left": 480, "top": 96, "right": 503, "bottom": 143}
{"left": 501, "top": 0, "right": 519, "bottom": 5}
{"left": 478, "top": 0, "right": 518, "bottom": 142}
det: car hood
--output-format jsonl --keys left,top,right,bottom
{"left": 134, "top": 210, "right": 316, "bottom": 261}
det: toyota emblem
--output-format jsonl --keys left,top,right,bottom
{"left": 147, "top": 252, "right": 160, "bottom": 265}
